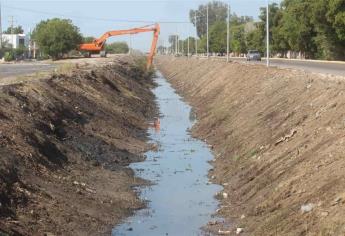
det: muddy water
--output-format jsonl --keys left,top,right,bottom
{"left": 113, "top": 71, "right": 222, "bottom": 236}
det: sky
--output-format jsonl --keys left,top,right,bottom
{"left": 1, "top": 0, "right": 281, "bottom": 52}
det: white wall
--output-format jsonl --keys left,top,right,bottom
{"left": 1, "top": 34, "right": 29, "bottom": 49}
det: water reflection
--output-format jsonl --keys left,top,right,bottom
{"left": 113, "top": 71, "right": 222, "bottom": 236}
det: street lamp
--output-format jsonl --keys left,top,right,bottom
{"left": 206, "top": 3, "right": 209, "bottom": 58}
{"left": 266, "top": 0, "right": 270, "bottom": 67}
{"left": 227, "top": 2, "right": 230, "bottom": 62}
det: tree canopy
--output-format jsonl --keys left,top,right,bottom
{"left": 170, "top": 0, "right": 345, "bottom": 60}
{"left": 189, "top": 1, "right": 228, "bottom": 38}
{"left": 3, "top": 26, "right": 24, "bottom": 34}
{"left": 32, "top": 18, "right": 82, "bottom": 59}
{"left": 105, "top": 42, "right": 129, "bottom": 54}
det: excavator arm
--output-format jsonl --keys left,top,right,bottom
{"left": 79, "top": 23, "right": 160, "bottom": 69}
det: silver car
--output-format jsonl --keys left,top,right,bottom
{"left": 246, "top": 50, "right": 261, "bottom": 61}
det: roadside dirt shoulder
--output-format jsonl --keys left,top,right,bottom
{"left": 0, "top": 56, "right": 156, "bottom": 235}
{"left": 157, "top": 56, "right": 345, "bottom": 235}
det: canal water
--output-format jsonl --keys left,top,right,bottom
{"left": 113, "top": 71, "right": 222, "bottom": 236}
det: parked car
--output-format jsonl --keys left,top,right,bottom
{"left": 246, "top": 50, "right": 261, "bottom": 61}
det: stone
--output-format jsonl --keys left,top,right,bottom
{"left": 301, "top": 203, "right": 314, "bottom": 213}
{"left": 236, "top": 227, "right": 244, "bottom": 234}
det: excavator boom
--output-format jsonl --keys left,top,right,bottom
{"left": 79, "top": 24, "right": 160, "bottom": 69}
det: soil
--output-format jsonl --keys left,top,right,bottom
{"left": 0, "top": 56, "right": 157, "bottom": 236}
{"left": 156, "top": 56, "right": 345, "bottom": 236}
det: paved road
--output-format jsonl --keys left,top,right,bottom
{"left": 0, "top": 63, "right": 56, "bottom": 78}
{"left": 229, "top": 58, "right": 345, "bottom": 76}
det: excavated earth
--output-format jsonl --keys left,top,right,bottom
{"left": 0, "top": 56, "right": 156, "bottom": 236}
{"left": 157, "top": 56, "right": 345, "bottom": 236}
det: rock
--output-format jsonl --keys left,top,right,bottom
{"left": 218, "top": 229, "right": 231, "bottom": 235}
{"left": 222, "top": 192, "right": 228, "bottom": 199}
{"left": 208, "top": 220, "right": 218, "bottom": 225}
{"left": 44, "top": 233, "right": 56, "bottom": 236}
{"left": 49, "top": 123, "right": 55, "bottom": 131}
{"left": 301, "top": 203, "right": 314, "bottom": 213}
{"left": 236, "top": 227, "right": 244, "bottom": 234}
{"left": 240, "top": 214, "right": 245, "bottom": 219}
{"left": 320, "top": 211, "right": 329, "bottom": 217}
{"left": 332, "top": 197, "right": 342, "bottom": 206}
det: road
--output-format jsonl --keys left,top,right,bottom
{"left": 229, "top": 57, "right": 345, "bottom": 76}
{"left": 0, "top": 56, "right": 344, "bottom": 79}
{"left": 0, "top": 63, "right": 56, "bottom": 78}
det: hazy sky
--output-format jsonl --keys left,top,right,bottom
{"left": 1, "top": 0, "right": 281, "bottom": 51}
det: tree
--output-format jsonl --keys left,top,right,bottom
{"left": 208, "top": 21, "right": 227, "bottom": 53}
{"left": 246, "top": 27, "right": 264, "bottom": 53}
{"left": 32, "top": 18, "right": 82, "bottom": 59}
{"left": 105, "top": 42, "right": 129, "bottom": 54}
{"left": 231, "top": 24, "right": 247, "bottom": 54}
{"left": 3, "top": 26, "right": 24, "bottom": 34}
{"left": 309, "top": 0, "right": 345, "bottom": 59}
{"left": 190, "top": 1, "right": 228, "bottom": 38}
{"left": 279, "top": 1, "right": 317, "bottom": 57}
{"left": 83, "top": 36, "right": 96, "bottom": 43}
{"left": 327, "top": 0, "right": 345, "bottom": 41}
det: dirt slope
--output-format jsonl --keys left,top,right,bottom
{"left": 157, "top": 56, "right": 345, "bottom": 236}
{"left": 0, "top": 56, "right": 156, "bottom": 235}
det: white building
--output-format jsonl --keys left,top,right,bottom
{"left": 1, "top": 34, "right": 29, "bottom": 49}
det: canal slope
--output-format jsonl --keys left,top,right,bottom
{"left": 0, "top": 56, "right": 156, "bottom": 235}
{"left": 156, "top": 56, "right": 345, "bottom": 235}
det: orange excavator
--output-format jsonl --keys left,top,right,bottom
{"left": 79, "top": 23, "right": 160, "bottom": 69}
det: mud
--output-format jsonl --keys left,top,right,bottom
{"left": 0, "top": 56, "right": 156, "bottom": 235}
{"left": 157, "top": 56, "right": 345, "bottom": 235}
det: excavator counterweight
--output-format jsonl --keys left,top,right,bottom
{"left": 79, "top": 24, "right": 160, "bottom": 69}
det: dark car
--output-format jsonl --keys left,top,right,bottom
{"left": 246, "top": 50, "right": 261, "bottom": 61}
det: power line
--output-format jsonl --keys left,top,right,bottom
{"left": 2, "top": 5, "right": 190, "bottom": 24}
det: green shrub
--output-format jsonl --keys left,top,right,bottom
{"left": 4, "top": 51, "right": 15, "bottom": 61}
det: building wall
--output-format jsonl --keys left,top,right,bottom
{"left": 1, "top": 34, "right": 29, "bottom": 49}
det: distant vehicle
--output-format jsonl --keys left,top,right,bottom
{"left": 246, "top": 50, "right": 261, "bottom": 61}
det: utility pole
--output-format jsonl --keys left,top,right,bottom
{"left": 195, "top": 12, "right": 198, "bottom": 56}
{"left": 206, "top": 4, "right": 209, "bottom": 58}
{"left": 9, "top": 16, "right": 15, "bottom": 49}
{"left": 0, "top": 1, "right": 2, "bottom": 48}
{"left": 175, "top": 34, "right": 177, "bottom": 55}
{"left": 266, "top": 0, "right": 270, "bottom": 67}
{"left": 226, "top": 3, "right": 230, "bottom": 62}
{"left": 129, "top": 34, "right": 132, "bottom": 55}
{"left": 181, "top": 38, "right": 183, "bottom": 55}
{"left": 187, "top": 35, "right": 190, "bottom": 58}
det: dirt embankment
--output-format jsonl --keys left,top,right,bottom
{"left": 157, "top": 56, "right": 345, "bottom": 235}
{"left": 0, "top": 56, "right": 156, "bottom": 235}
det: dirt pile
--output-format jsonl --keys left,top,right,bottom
{"left": 157, "top": 56, "right": 345, "bottom": 235}
{"left": 0, "top": 56, "right": 156, "bottom": 235}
